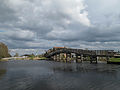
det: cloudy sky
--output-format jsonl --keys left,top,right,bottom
{"left": 0, "top": 0, "right": 120, "bottom": 50}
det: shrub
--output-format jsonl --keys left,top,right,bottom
{"left": 0, "top": 42, "right": 11, "bottom": 58}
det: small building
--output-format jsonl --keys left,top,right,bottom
{"left": 53, "top": 47, "right": 67, "bottom": 50}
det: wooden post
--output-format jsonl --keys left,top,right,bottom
{"left": 90, "top": 56, "right": 92, "bottom": 64}
{"left": 55, "top": 54, "right": 57, "bottom": 61}
{"left": 58, "top": 54, "right": 60, "bottom": 62}
{"left": 70, "top": 53, "right": 72, "bottom": 63}
{"left": 90, "top": 56, "right": 97, "bottom": 64}
{"left": 76, "top": 54, "right": 78, "bottom": 63}
{"left": 59, "top": 53, "right": 62, "bottom": 62}
{"left": 65, "top": 53, "right": 67, "bottom": 63}
{"left": 57, "top": 54, "right": 60, "bottom": 62}
{"left": 51, "top": 56, "right": 54, "bottom": 60}
{"left": 95, "top": 56, "right": 97, "bottom": 64}
{"left": 81, "top": 54, "right": 83, "bottom": 63}
{"left": 63, "top": 53, "right": 66, "bottom": 62}
{"left": 68, "top": 54, "right": 71, "bottom": 62}
{"left": 53, "top": 55, "right": 55, "bottom": 61}
{"left": 106, "top": 56, "right": 109, "bottom": 61}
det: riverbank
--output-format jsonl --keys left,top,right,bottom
{"left": 0, "top": 59, "right": 8, "bottom": 61}
{"left": 0, "top": 57, "right": 49, "bottom": 61}
{"left": 28, "top": 56, "right": 49, "bottom": 60}
{"left": 107, "top": 58, "right": 120, "bottom": 64}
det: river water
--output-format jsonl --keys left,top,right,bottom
{"left": 0, "top": 60, "right": 120, "bottom": 90}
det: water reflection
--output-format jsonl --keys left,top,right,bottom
{"left": 52, "top": 62, "right": 119, "bottom": 73}
{"left": 0, "top": 69, "right": 7, "bottom": 79}
{"left": 0, "top": 60, "right": 120, "bottom": 90}
{"left": 0, "top": 62, "right": 7, "bottom": 79}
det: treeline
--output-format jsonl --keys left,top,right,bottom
{"left": 0, "top": 42, "right": 11, "bottom": 59}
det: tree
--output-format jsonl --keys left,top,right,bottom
{"left": 0, "top": 42, "right": 11, "bottom": 58}
{"left": 29, "top": 53, "right": 35, "bottom": 60}
{"left": 14, "top": 53, "right": 19, "bottom": 57}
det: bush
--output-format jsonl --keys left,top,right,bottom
{"left": 0, "top": 42, "right": 11, "bottom": 58}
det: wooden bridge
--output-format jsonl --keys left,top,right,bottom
{"left": 44, "top": 47, "right": 114, "bottom": 64}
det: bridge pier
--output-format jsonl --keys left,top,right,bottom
{"left": 63, "top": 53, "right": 72, "bottom": 63}
{"left": 66, "top": 54, "right": 68, "bottom": 63}
{"left": 53, "top": 55, "right": 55, "bottom": 61}
{"left": 56, "top": 54, "right": 59, "bottom": 62}
{"left": 90, "top": 56, "right": 97, "bottom": 64}
{"left": 76, "top": 54, "right": 78, "bottom": 63}
{"left": 59, "top": 53, "right": 62, "bottom": 62}
{"left": 54, "top": 54, "right": 57, "bottom": 61}
{"left": 51, "top": 56, "right": 54, "bottom": 60}
{"left": 62, "top": 53, "right": 65, "bottom": 62}
{"left": 67, "top": 54, "right": 71, "bottom": 63}
{"left": 106, "top": 56, "right": 109, "bottom": 62}
{"left": 59, "top": 53, "right": 65, "bottom": 62}
{"left": 81, "top": 54, "right": 83, "bottom": 62}
{"left": 70, "top": 53, "right": 73, "bottom": 62}
{"left": 76, "top": 54, "right": 83, "bottom": 63}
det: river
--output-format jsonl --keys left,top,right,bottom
{"left": 0, "top": 60, "right": 120, "bottom": 90}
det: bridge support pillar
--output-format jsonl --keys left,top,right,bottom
{"left": 63, "top": 53, "right": 66, "bottom": 62}
{"left": 65, "top": 53, "right": 71, "bottom": 63}
{"left": 62, "top": 53, "right": 65, "bottom": 62}
{"left": 106, "top": 56, "right": 109, "bottom": 62}
{"left": 76, "top": 54, "right": 78, "bottom": 63}
{"left": 55, "top": 55, "right": 57, "bottom": 61}
{"left": 90, "top": 56, "right": 97, "bottom": 64}
{"left": 76, "top": 54, "right": 83, "bottom": 63}
{"left": 81, "top": 54, "right": 83, "bottom": 62}
{"left": 97, "top": 56, "right": 99, "bottom": 61}
{"left": 96, "top": 56, "right": 98, "bottom": 64}
{"left": 59, "top": 53, "right": 62, "bottom": 62}
{"left": 59, "top": 53, "right": 61, "bottom": 62}
{"left": 65, "top": 53, "right": 68, "bottom": 63}
{"left": 53, "top": 55, "right": 55, "bottom": 61}
{"left": 70, "top": 53, "right": 72, "bottom": 63}
{"left": 90, "top": 56, "right": 93, "bottom": 64}
{"left": 51, "top": 56, "right": 54, "bottom": 60}
{"left": 56, "top": 54, "right": 60, "bottom": 62}
{"left": 66, "top": 53, "right": 71, "bottom": 63}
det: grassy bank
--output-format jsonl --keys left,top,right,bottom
{"left": 109, "top": 58, "right": 120, "bottom": 62}
{"left": 39, "top": 57, "right": 48, "bottom": 60}
{"left": 107, "top": 58, "right": 120, "bottom": 64}
{"left": 29, "top": 56, "right": 48, "bottom": 60}
{"left": 0, "top": 59, "right": 8, "bottom": 61}
{"left": 0, "top": 57, "right": 49, "bottom": 61}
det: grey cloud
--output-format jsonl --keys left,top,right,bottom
{"left": 0, "top": 0, "right": 18, "bottom": 23}
{"left": 0, "top": 0, "right": 120, "bottom": 50}
{"left": 3, "top": 30, "right": 36, "bottom": 41}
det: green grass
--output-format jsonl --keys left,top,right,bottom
{"left": 0, "top": 59, "right": 8, "bottom": 61}
{"left": 109, "top": 58, "right": 120, "bottom": 62}
{"left": 30, "top": 56, "right": 35, "bottom": 60}
{"left": 39, "top": 57, "right": 48, "bottom": 60}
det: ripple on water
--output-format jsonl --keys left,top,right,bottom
{"left": 0, "top": 60, "right": 120, "bottom": 90}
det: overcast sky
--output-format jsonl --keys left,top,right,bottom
{"left": 0, "top": 0, "right": 120, "bottom": 50}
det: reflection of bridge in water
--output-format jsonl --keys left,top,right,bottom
{"left": 44, "top": 47, "right": 115, "bottom": 64}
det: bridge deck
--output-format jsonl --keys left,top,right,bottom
{"left": 44, "top": 48, "right": 114, "bottom": 64}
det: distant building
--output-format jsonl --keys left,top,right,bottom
{"left": 92, "top": 50, "right": 114, "bottom": 55}
{"left": 53, "top": 47, "right": 67, "bottom": 49}
{"left": 53, "top": 47, "right": 67, "bottom": 50}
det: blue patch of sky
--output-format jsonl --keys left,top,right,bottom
{"left": 0, "top": 30, "right": 5, "bottom": 32}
